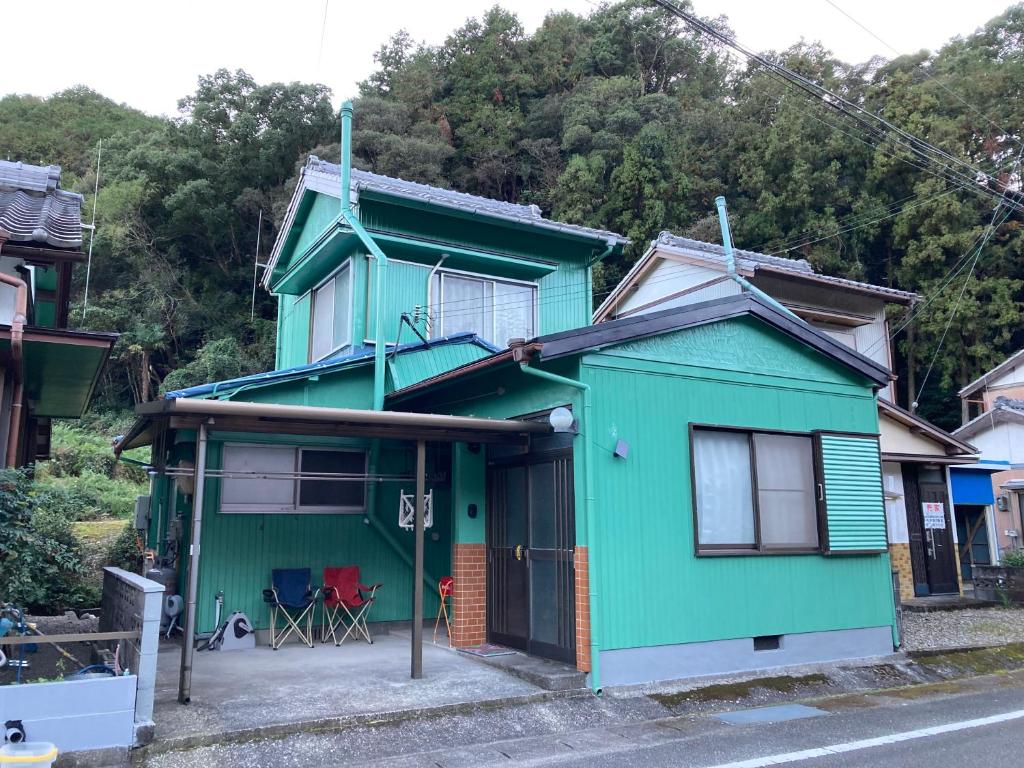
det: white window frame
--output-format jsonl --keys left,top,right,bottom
{"left": 219, "top": 443, "right": 367, "bottom": 515}
{"left": 431, "top": 266, "right": 539, "bottom": 348}
{"left": 309, "top": 263, "right": 353, "bottom": 362}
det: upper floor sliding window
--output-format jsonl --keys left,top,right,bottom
{"left": 310, "top": 264, "right": 352, "bottom": 362}
{"left": 431, "top": 269, "right": 537, "bottom": 348}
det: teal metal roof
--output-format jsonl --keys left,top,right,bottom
{"left": 164, "top": 332, "right": 499, "bottom": 400}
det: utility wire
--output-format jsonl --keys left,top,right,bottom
{"left": 823, "top": 0, "right": 1020, "bottom": 149}
{"left": 647, "top": 0, "right": 1024, "bottom": 216}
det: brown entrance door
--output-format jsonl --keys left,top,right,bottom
{"left": 917, "top": 467, "right": 960, "bottom": 595}
{"left": 487, "top": 439, "right": 576, "bottom": 663}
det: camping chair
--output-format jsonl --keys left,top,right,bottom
{"left": 321, "top": 566, "right": 382, "bottom": 646}
{"left": 263, "top": 568, "right": 319, "bottom": 650}
{"left": 433, "top": 576, "right": 454, "bottom": 646}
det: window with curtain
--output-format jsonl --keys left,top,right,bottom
{"left": 220, "top": 444, "right": 367, "bottom": 514}
{"left": 692, "top": 427, "right": 819, "bottom": 553}
{"left": 432, "top": 270, "right": 536, "bottom": 348}
{"left": 309, "top": 264, "right": 352, "bottom": 361}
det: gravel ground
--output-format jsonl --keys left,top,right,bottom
{"left": 902, "top": 607, "right": 1024, "bottom": 651}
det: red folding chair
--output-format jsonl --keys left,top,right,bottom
{"left": 434, "top": 577, "right": 454, "bottom": 646}
{"left": 322, "top": 566, "right": 382, "bottom": 646}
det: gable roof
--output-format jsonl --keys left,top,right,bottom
{"left": 0, "top": 161, "right": 84, "bottom": 250}
{"left": 163, "top": 332, "right": 499, "bottom": 400}
{"left": 959, "top": 348, "right": 1024, "bottom": 398}
{"left": 954, "top": 396, "right": 1024, "bottom": 441}
{"left": 594, "top": 231, "right": 918, "bottom": 321}
{"left": 878, "top": 398, "right": 976, "bottom": 457}
{"left": 264, "top": 157, "right": 628, "bottom": 288}
{"left": 389, "top": 293, "right": 893, "bottom": 403}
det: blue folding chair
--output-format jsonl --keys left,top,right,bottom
{"left": 263, "top": 568, "right": 319, "bottom": 649}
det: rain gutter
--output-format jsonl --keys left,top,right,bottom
{"left": 714, "top": 196, "right": 801, "bottom": 322}
{"left": 339, "top": 101, "right": 388, "bottom": 412}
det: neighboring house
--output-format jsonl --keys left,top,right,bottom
{"left": 0, "top": 161, "right": 116, "bottom": 468}
{"left": 118, "top": 109, "right": 901, "bottom": 693}
{"left": 596, "top": 232, "right": 976, "bottom": 600}
{"left": 953, "top": 352, "right": 1024, "bottom": 569}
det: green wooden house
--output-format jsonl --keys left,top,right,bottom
{"left": 120, "top": 105, "right": 898, "bottom": 695}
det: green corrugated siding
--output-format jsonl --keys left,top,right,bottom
{"left": 277, "top": 293, "right": 310, "bottom": 369}
{"left": 582, "top": 319, "right": 892, "bottom": 652}
{"left": 275, "top": 193, "right": 601, "bottom": 368}
{"left": 387, "top": 342, "right": 493, "bottom": 392}
{"left": 820, "top": 434, "right": 887, "bottom": 553}
{"left": 191, "top": 439, "right": 449, "bottom": 634}
{"left": 365, "top": 259, "right": 431, "bottom": 344}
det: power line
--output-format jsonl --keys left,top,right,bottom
{"left": 646, "top": 0, "right": 1024, "bottom": 216}
{"left": 823, "top": 0, "right": 1020, "bottom": 149}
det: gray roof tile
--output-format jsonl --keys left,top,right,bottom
{"left": 306, "top": 157, "right": 628, "bottom": 245}
{"left": 0, "top": 161, "right": 83, "bottom": 250}
{"left": 654, "top": 231, "right": 918, "bottom": 302}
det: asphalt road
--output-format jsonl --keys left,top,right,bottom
{"left": 141, "top": 673, "right": 1024, "bottom": 767}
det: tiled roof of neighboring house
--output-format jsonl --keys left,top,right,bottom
{"left": 594, "top": 231, "right": 918, "bottom": 321}
{"left": 954, "top": 396, "right": 1024, "bottom": 441}
{"left": 163, "top": 332, "right": 500, "bottom": 400}
{"left": 305, "top": 157, "right": 628, "bottom": 244}
{"left": 959, "top": 347, "right": 1024, "bottom": 398}
{"left": 0, "top": 161, "right": 84, "bottom": 250}
{"left": 652, "top": 232, "right": 920, "bottom": 302}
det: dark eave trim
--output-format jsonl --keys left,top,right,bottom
{"left": 538, "top": 294, "right": 892, "bottom": 388}
{"left": 2, "top": 244, "right": 87, "bottom": 263}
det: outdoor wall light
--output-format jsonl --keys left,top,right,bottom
{"left": 467, "top": 503, "right": 478, "bottom": 519}
{"left": 549, "top": 407, "right": 575, "bottom": 433}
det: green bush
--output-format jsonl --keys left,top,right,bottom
{"left": 105, "top": 523, "right": 144, "bottom": 574}
{"left": 0, "top": 469, "right": 89, "bottom": 614}
{"left": 1002, "top": 549, "right": 1024, "bottom": 568}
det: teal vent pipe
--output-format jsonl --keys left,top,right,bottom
{"left": 340, "top": 101, "right": 389, "bottom": 411}
{"left": 714, "top": 196, "right": 801, "bottom": 322}
{"left": 518, "top": 362, "right": 602, "bottom": 694}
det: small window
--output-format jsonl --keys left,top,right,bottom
{"left": 220, "top": 444, "right": 366, "bottom": 514}
{"left": 692, "top": 427, "right": 820, "bottom": 554}
{"left": 432, "top": 270, "right": 536, "bottom": 348}
{"left": 298, "top": 448, "right": 366, "bottom": 511}
{"left": 310, "top": 265, "right": 352, "bottom": 361}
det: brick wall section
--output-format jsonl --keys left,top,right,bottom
{"left": 451, "top": 543, "right": 486, "bottom": 648}
{"left": 889, "top": 543, "right": 915, "bottom": 603}
{"left": 574, "top": 546, "right": 590, "bottom": 672}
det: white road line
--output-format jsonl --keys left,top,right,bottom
{"left": 707, "top": 708, "right": 1024, "bottom": 768}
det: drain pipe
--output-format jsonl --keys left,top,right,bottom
{"left": 0, "top": 231, "right": 27, "bottom": 468}
{"left": 339, "top": 101, "right": 389, "bottom": 411}
{"left": 714, "top": 197, "right": 801, "bottom": 322}
{"left": 517, "top": 360, "right": 603, "bottom": 694}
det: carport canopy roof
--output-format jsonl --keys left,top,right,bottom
{"left": 115, "top": 396, "right": 550, "bottom": 453}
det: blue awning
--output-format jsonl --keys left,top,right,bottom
{"left": 950, "top": 468, "right": 997, "bottom": 505}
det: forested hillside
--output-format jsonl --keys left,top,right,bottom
{"left": 4, "top": 1, "right": 1024, "bottom": 429}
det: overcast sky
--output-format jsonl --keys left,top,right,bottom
{"left": 1, "top": 1, "right": 1014, "bottom": 116}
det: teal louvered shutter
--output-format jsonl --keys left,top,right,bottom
{"left": 816, "top": 433, "right": 887, "bottom": 554}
